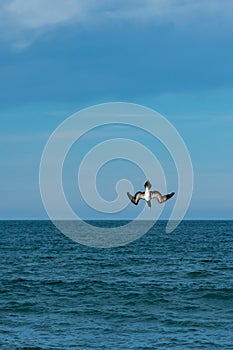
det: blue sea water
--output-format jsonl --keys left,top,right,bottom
{"left": 1, "top": 220, "right": 233, "bottom": 349}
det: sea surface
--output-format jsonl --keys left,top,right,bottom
{"left": 1, "top": 220, "right": 233, "bottom": 349}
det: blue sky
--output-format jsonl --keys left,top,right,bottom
{"left": 0, "top": 0, "right": 233, "bottom": 220}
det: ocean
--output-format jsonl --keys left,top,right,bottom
{"left": 1, "top": 220, "right": 233, "bottom": 349}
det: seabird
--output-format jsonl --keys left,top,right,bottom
{"left": 127, "top": 180, "right": 175, "bottom": 208}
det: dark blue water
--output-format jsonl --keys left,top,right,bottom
{"left": 1, "top": 221, "right": 233, "bottom": 349}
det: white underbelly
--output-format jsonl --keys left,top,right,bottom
{"left": 144, "top": 191, "right": 150, "bottom": 201}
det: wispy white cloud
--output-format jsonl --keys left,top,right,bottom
{"left": 4, "top": 0, "right": 87, "bottom": 29}
{"left": 0, "top": 0, "right": 232, "bottom": 48}
{"left": 0, "top": 0, "right": 90, "bottom": 48}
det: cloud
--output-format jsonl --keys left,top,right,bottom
{"left": 4, "top": 0, "right": 87, "bottom": 29}
{"left": 0, "top": 0, "right": 232, "bottom": 48}
{"left": 0, "top": 0, "right": 89, "bottom": 48}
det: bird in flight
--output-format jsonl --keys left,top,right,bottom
{"left": 127, "top": 180, "right": 175, "bottom": 208}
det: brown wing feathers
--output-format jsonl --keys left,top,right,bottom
{"left": 127, "top": 191, "right": 144, "bottom": 205}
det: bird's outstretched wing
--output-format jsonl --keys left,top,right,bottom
{"left": 151, "top": 191, "right": 175, "bottom": 203}
{"left": 127, "top": 191, "right": 145, "bottom": 205}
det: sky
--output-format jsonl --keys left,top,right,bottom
{"left": 0, "top": 0, "right": 233, "bottom": 220}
